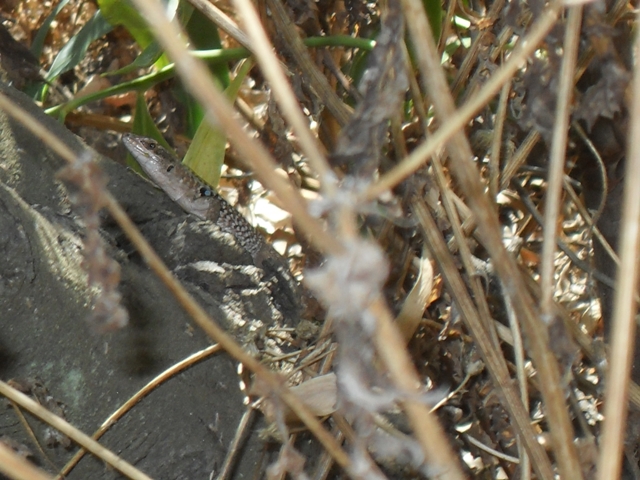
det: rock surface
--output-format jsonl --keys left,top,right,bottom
{"left": 0, "top": 82, "right": 290, "bottom": 479}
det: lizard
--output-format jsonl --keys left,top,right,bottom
{"left": 122, "top": 133, "right": 303, "bottom": 323}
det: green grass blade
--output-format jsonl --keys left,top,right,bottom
{"left": 45, "top": 10, "right": 113, "bottom": 81}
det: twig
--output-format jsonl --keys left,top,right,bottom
{"left": 213, "top": 407, "right": 256, "bottom": 480}
{"left": 371, "top": 297, "right": 467, "bottom": 480}
{"left": 503, "top": 292, "right": 531, "bottom": 480}
{"left": 9, "top": 401, "right": 59, "bottom": 473}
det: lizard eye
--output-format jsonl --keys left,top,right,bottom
{"left": 148, "top": 141, "right": 157, "bottom": 150}
{"left": 166, "top": 165, "right": 174, "bottom": 172}
{"left": 200, "top": 187, "right": 212, "bottom": 197}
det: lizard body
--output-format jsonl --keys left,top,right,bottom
{"left": 122, "top": 133, "right": 303, "bottom": 321}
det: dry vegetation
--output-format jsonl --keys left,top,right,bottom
{"left": 0, "top": 0, "right": 639, "bottom": 479}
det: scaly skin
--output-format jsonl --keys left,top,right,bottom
{"left": 122, "top": 133, "right": 303, "bottom": 320}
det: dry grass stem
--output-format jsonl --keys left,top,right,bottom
{"left": 364, "top": 2, "right": 561, "bottom": 201}
{"left": 563, "top": 178, "right": 619, "bottom": 267}
{"left": 57, "top": 344, "right": 221, "bottom": 478}
{"left": 504, "top": 292, "right": 531, "bottom": 480}
{"left": 187, "top": 0, "right": 253, "bottom": 50}
{"left": 265, "top": 0, "right": 353, "bottom": 127}
{"left": 411, "top": 199, "right": 554, "bottom": 478}
{"left": 0, "top": 381, "right": 152, "bottom": 480}
{"left": 501, "top": 130, "right": 540, "bottom": 190}
{"left": 214, "top": 408, "right": 257, "bottom": 480}
{"left": 371, "top": 298, "right": 467, "bottom": 480}
{"left": 450, "top": 0, "right": 505, "bottom": 95}
{"left": 401, "top": 0, "right": 582, "bottom": 476}
{"left": 539, "top": 5, "right": 582, "bottom": 317}
{"left": 489, "top": 82, "right": 510, "bottom": 199}
{"left": 431, "top": 153, "right": 500, "bottom": 344}
{"left": 0, "top": 443, "right": 53, "bottom": 480}
{"left": 231, "top": 0, "right": 334, "bottom": 183}
{"left": 596, "top": 7, "right": 640, "bottom": 479}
